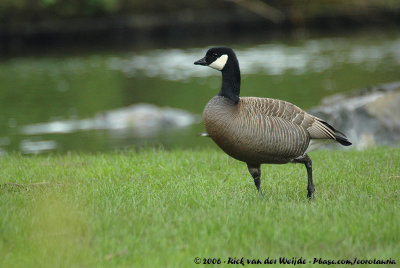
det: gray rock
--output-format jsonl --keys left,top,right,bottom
{"left": 309, "top": 82, "right": 400, "bottom": 149}
{"left": 21, "top": 103, "right": 200, "bottom": 138}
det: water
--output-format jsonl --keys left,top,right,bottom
{"left": 1, "top": 31, "right": 400, "bottom": 154}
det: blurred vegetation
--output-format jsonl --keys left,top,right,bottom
{"left": 1, "top": 0, "right": 400, "bottom": 21}
{"left": 0, "top": 0, "right": 224, "bottom": 20}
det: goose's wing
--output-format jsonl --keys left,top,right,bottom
{"left": 241, "top": 97, "right": 351, "bottom": 146}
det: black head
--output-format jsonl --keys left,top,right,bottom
{"left": 194, "top": 47, "right": 236, "bottom": 71}
{"left": 195, "top": 47, "right": 241, "bottom": 103}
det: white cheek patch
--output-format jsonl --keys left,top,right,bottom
{"left": 208, "top": 54, "right": 228, "bottom": 70}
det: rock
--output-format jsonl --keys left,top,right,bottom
{"left": 94, "top": 103, "right": 200, "bottom": 137}
{"left": 309, "top": 82, "right": 400, "bottom": 149}
{"left": 20, "top": 139, "right": 57, "bottom": 154}
{"left": 21, "top": 103, "right": 199, "bottom": 137}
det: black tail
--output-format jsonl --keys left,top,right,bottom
{"left": 320, "top": 121, "right": 352, "bottom": 146}
{"left": 336, "top": 135, "right": 352, "bottom": 146}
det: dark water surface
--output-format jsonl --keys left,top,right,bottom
{"left": 1, "top": 31, "right": 400, "bottom": 154}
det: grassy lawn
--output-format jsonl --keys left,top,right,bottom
{"left": 0, "top": 147, "right": 399, "bottom": 267}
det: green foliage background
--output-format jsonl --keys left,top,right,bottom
{"left": 2, "top": 0, "right": 400, "bottom": 20}
{"left": 0, "top": 0, "right": 220, "bottom": 19}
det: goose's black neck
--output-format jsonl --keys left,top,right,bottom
{"left": 218, "top": 56, "right": 241, "bottom": 104}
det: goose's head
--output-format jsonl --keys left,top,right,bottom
{"left": 194, "top": 47, "right": 236, "bottom": 71}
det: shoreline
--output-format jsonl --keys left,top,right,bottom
{"left": 1, "top": 7, "right": 400, "bottom": 57}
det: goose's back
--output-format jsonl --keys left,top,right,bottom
{"left": 203, "top": 96, "right": 310, "bottom": 164}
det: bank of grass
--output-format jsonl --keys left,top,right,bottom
{"left": 0, "top": 147, "right": 399, "bottom": 267}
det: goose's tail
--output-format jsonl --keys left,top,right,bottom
{"left": 320, "top": 121, "right": 352, "bottom": 146}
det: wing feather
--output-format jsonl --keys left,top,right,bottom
{"left": 240, "top": 97, "right": 351, "bottom": 145}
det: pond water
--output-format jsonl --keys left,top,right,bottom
{"left": 1, "top": 30, "right": 400, "bottom": 154}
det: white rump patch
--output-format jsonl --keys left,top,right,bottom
{"left": 209, "top": 54, "right": 228, "bottom": 70}
{"left": 305, "top": 139, "right": 335, "bottom": 153}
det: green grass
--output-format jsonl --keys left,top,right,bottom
{"left": 0, "top": 147, "right": 399, "bottom": 267}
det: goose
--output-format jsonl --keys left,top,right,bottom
{"left": 194, "top": 47, "right": 351, "bottom": 198}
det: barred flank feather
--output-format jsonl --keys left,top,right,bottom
{"left": 203, "top": 96, "right": 351, "bottom": 164}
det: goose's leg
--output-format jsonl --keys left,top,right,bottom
{"left": 247, "top": 164, "right": 263, "bottom": 198}
{"left": 294, "top": 154, "right": 314, "bottom": 199}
